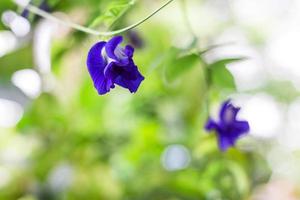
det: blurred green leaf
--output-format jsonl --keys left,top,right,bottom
{"left": 0, "top": 1, "right": 274, "bottom": 199}
{"left": 163, "top": 48, "right": 200, "bottom": 82}
{"left": 209, "top": 58, "right": 245, "bottom": 89}
{"left": 88, "top": 0, "right": 134, "bottom": 28}
{"left": 262, "top": 80, "right": 300, "bottom": 103}
{"left": 0, "top": 45, "right": 33, "bottom": 82}
{"left": 211, "top": 57, "right": 246, "bottom": 66}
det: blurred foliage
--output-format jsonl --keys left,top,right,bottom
{"left": 0, "top": 45, "right": 33, "bottom": 83}
{"left": 163, "top": 47, "right": 200, "bottom": 83}
{"left": 0, "top": 0, "right": 272, "bottom": 200}
{"left": 208, "top": 58, "right": 245, "bottom": 90}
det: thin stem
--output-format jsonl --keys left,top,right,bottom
{"left": 25, "top": 4, "right": 101, "bottom": 35}
{"left": 18, "top": 0, "right": 175, "bottom": 36}
{"left": 180, "top": 0, "right": 196, "bottom": 38}
{"left": 198, "top": 54, "right": 211, "bottom": 118}
{"left": 108, "top": 0, "right": 174, "bottom": 35}
{"left": 108, "top": 3, "right": 133, "bottom": 31}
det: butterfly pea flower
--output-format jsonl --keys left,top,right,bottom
{"left": 205, "top": 100, "right": 250, "bottom": 151}
{"left": 87, "top": 36, "right": 144, "bottom": 95}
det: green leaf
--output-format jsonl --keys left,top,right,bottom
{"left": 211, "top": 57, "right": 246, "bottom": 66}
{"left": 198, "top": 42, "right": 235, "bottom": 56}
{"left": 163, "top": 48, "right": 200, "bottom": 82}
{"left": 209, "top": 57, "right": 245, "bottom": 89}
{"left": 88, "top": 0, "right": 134, "bottom": 28}
{"left": 210, "top": 65, "right": 235, "bottom": 89}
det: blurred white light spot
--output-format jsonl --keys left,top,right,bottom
{"left": 278, "top": 98, "right": 300, "bottom": 151}
{"left": 1, "top": 10, "right": 18, "bottom": 27}
{"left": 34, "top": 19, "right": 58, "bottom": 74}
{"left": 239, "top": 94, "right": 283, "bottom": 138}
{"left": 266, "top": 24, "right": 300, "bottom": 88}
{"left": 1, "top": 145, "right": 26, "bottom": 166}
{"left": 0, "top": 167, "right": 11, "bottom": 188}
{"left": 48, "top": 163, "right": 74, "bottom": 192}
{"left": 0, "top": 98, "right": 23, "bottom": 128}
{"left": 232, "top": 0, "right": 290, "bottom": 26}
{"left": 252, "top": 179, "right": 299, "bottom": 200}
{"left": 287, "top": 99, "right": 300, "bottom": 131}
{"left": 267, "top": 147, "right": 298, "bottom": 180}
{"left": 0, "top": 136, "right": 39, "bottom": 167}
{"left": 161, "top": 144, "right": 190, "bottom": 171}
{"left": 228, "top": 58, "right": 266, "bottom": 91}
{"left": 14, "top": 0, "right": 30, "bottom": 7}
{"left": 204, "top": 29, "right": 266, "bottom": 91}
{"left": 0, "top": 31, "right": 17, "bottom": 57}
{"left": 9, "top": 15, "right": 30, "bottom": 37}
{"left": 1, "top": 10, "right": 30, "bottom": 37}
{"left": 12, "top": 69, "right": 42, "bottom": 98}
{"left": 205, "top": 28, "right": 250, "bottom": 61}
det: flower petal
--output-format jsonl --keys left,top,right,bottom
{"left": 87, "top": 36, "right": 144, "bottom": 95}
{"left": 87, "top": 41, "right": 107, "bottom": 68}
{"left": 233, "top": 120, "right": 250, "bottom": 136}
{"left": 218, "top": 134, "right": 235, "bottom": 151}
{"left": 114, "top": 74, "right": 144, "bottom": 93}
{"left": 87, "top": 41, "right": 114, "bottom": 95}
{"left": 114, "top": 64, "right": 145, "bottom": 93}
{"left": 124, "top": 45, "right": 134, "bottom": 58}
{"left": 205, "top": 118, "right": 219, "bottom": 132}
{"left": 219, "top": 100, "right": 230, "bottom": 118}
{"left": 105, "top": 36, "right": 123, "bottom": 60}
{"left": 220, "top": 100, "right": 240, "bottom": 124}
{"left": 217, "top": 121, "right": 249, "bottom": 151}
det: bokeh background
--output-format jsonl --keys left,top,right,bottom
{"left": 0, "top": 0, "right": 300, "bottom": 199}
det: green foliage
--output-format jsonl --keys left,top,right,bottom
{"left": 0, "top": 0, "right": 273, "bottom": 200}
{"left": 208, "top": 58, "right": 245, "bottom": 90}
{"left": 262, "top": 80, "right": 300, "bottom": 103}
{"left": 163, "top": 47, "right": 200, "bottom": 82}
{"left": 88, "top": 0, "right": 134, "bottom": 28}
{"left": 0, "top": 45, "right": 33, "bottom": 83}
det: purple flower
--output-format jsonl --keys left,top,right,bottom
{"left": 205, "top": 100, "right": 250, "bottom": 151}
{"left": 127, "top": 30, "right": 144, "bottom": 49}
{"left": 86, "top": 36, "right": 144, "bottom": 95}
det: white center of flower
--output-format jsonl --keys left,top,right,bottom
{"left": 114, "top": 46, "right": 127, "bottom": 60}
{"left": 101, "top": 45, "right": 127, "bottom": 66}
{"left": 101, "top": 47, "right": 112, "bottom": 63}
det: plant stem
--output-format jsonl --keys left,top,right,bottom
{"left": 18, "top": 0, "right": 175, "bottom": 36}
{"left": 180, "top": 0, "right": 196, "bottom": 38}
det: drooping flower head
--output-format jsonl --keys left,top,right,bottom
{"left": 86, "top": 36, "right": 144, "bottom": 95}
{"left": 205, "top": 100, "right": 250, "bottom": 151}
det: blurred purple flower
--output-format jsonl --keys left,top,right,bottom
{"left": 127, "top": 30, "right": 144, "bottom": 49}
{"left": 21, "top": 0, "right": 51, "bottom": 19}
{"left": 87, "top": 36, "right": 144, "bottom": 95}
{"left": 21, "top": 8, "right": 30, "bottom": 18}
{"left": 205, "top": 100, "right": 249, "bottom": 151}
